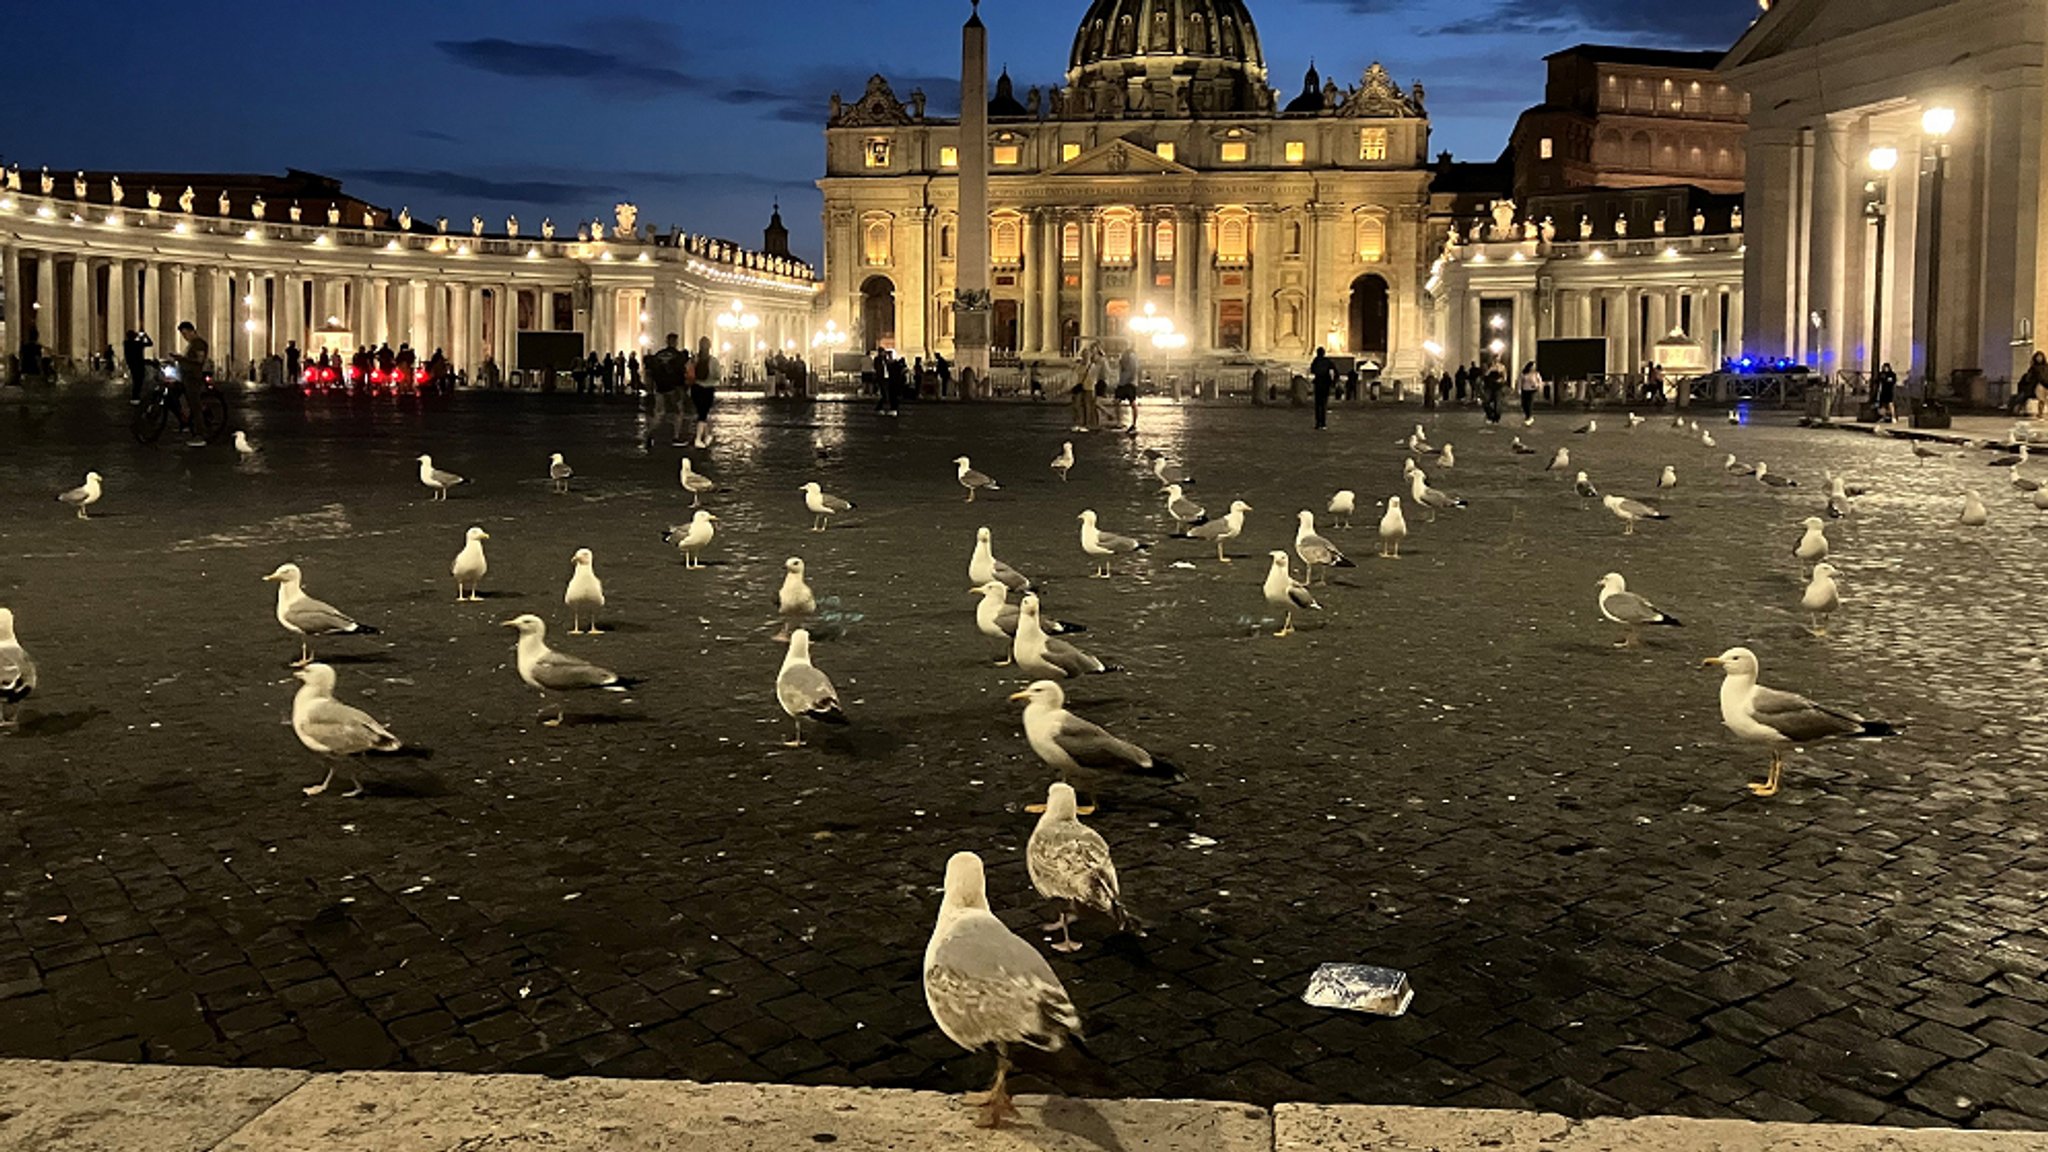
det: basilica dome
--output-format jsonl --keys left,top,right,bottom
{"left": 1067, "top": 0, "right": 1267, "bottom": 82}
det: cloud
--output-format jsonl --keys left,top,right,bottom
{"left": 714, "top": 71, "right": 968, "bottom": 127}
{"left": 408, "top": 128, "right": 460, "bottom": 143}
{"left": 434, "top": 38, "right": 704, "bottom": 97}
{"left": 340, "top": 168, "right": 626, "bottom": 206}
{"left": 1430, "top": 0, "right": 1756, "bottom": 44}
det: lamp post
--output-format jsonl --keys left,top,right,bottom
{"left": 715, "top": 298, "right": 758, "bottom": 384}
{"left": 1916, "top": 106, "right": 1955, "bottom": 426}
{"left": 1863, "top": 146, "right": 1897, "bottom": 380}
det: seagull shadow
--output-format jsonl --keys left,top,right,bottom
{"left": 553, "top": 712, "right": 651, "bottom": 728}
{"left": 576, "top": 620, "right": 652, "bottom": 635}
{"left": 317, "top": 652, "right": 398, "bottom": 667}
{"left": 10, "top": 708, "right": 105, "bottom": 738}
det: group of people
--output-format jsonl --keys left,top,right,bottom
{"left": 1065, "top": 344, "right": 1141, "bottom": 436}
{"left": 642, "top": 333, "right": 723, "bottom": 448}
{"left": 866, "top": 349, "right": 954, "bottom": 414}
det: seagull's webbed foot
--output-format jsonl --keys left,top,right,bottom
{"left": 341, "top": 779, "right": 365, "bottom": 799}
{"left": 303, "top": 767, "right": 335, "bottom": 797}
{"left": 1041, "top": 910, "right": 1073, "bottom": 933}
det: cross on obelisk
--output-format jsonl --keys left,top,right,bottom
{"left": 954, "top": 0, "right": 992, "bottom": 396}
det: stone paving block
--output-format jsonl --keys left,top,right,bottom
{"left": 0, "top": 1059, "right": 306, "bottom": 1152}
{"left": 215, "top": 1072, "right": 1272, "bottom": 1152}
{"left": 1274, "top": 1104, "right": 2048, "bottom": 1149}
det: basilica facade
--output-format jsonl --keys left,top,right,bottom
{"left": 817, "top": 0, "right": 1436, "bottom": 376}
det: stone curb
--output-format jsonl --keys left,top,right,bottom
{"left": 2, "top": 1060, "right": 2042, "bottom": 1151}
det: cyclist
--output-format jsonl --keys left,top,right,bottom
{"left": 173, "top": 321, "right": 210, "bottom": 445}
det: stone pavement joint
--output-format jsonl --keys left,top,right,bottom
{"left": 2, "top": 1060, "right": 2045, "bottom": 1151}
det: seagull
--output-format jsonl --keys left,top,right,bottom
{"left": 1574, "top": 471, "right": 1601, "bottom": 499}
{"left": 1627, "top": 413, "right": 1645, "bottom": 428}
{"left": 954, "top": 455, "right": 1000, "bottom": 502}
{"left": 233, "top": 431, "right": 259, "bottom": 457}
{"left": 1402, "top": 457, "right": 1421, "bottom": 482}
{"left": 0, "top": 608, "right": 37, "bottom": 729}
{"left": 663, "top": 510, "right": 718, "bottom": 568}
{"left": 1013, "top": 595, "right": 1114, "bottom": 679}
{"left": 1658, "top": 466, "right": 1678, "bottom": 490}
{"left": 1510, "top": 437, "right": 1536, "bottom": 455}
{"left": 1148, "top": 452, "right": 1193, "bottom": 488}
{"left": 1727, "top": 408, "right": 1740, "bottom": 425}
{"left": 1596, "top": 572, "right": 1681, "bottom": 648}
{"left": 565, "top": 547, "right": 606, "bottom": 633}
{"left": 2011, "top": 466, "right": 2041, "bottom": 493}
{"left": 1437, "top": 444, "right": 1456, "bottom": 469}
{"left": 1672, "top": 413, "right": 1686, "bottom": 429}
{"left": 416, "top": 454, "right": 465, "bottom": 500}
{"left": 1327, "top": 490, "right": 1356, "bottom": 529}
{"left": 923, "top": 851, "right": 1082, "bottom": 1130}
{"left": 503, "top": 614, "right": 639, "bottom": 727}
{"left": 1825, "top": 475, "right": 1855, "bottom": 520}
{"left": 1794, "top": 518, "right": 1829, "bottom": 573}
{"left": 1294, "top": 510, "right": 1354, "bottom": 585}
{"left": 973, "top": 583, "right": 1084, "bottom": 664}
{"left": 775, "top": 628, "right": 847, "bottom": 746}
{"left": 1755, "top": 462, "right": 1797, "bottom": 488}
{"left": 776, "top": 557, "right": 816, "bottom": 642}
{"left": 1026, "top": 781, "right": 1131, "bottom": 953}
{"left": 1601, "top": 494, "right": 1668, "bottom": 535}
{"left": 970, "top": 527, "right": 1034, "bottom": 592}
{"left": 1405, "top": 424, "right": 1435, "bottom": 454}
{"left": 451, "top": 527, "right": 490, "bottom": 601}
{"left": 1163, "top": 484, "right": 1208, "bottom": 534}
{"left": 1724, "top": 454, "right": 1756, "bottom": 476}
{"left": 1960, "top": 490, "right": 1990, "bottom": 527}
{"left": 1263, "top": 551, "right": 1319, "bottom": 637}
{"left": 1701, "top": 429, "right": 1717, "bottom": 448}
{"left": 290, "top": 663, "right": 403, "bottom": 798}
{"left": 1547, "top": 447, "right": 1571, "bottom": 472}
{"left": 1378, "top": 496, "right": 1407, "bottom": 558}
{"left": 56, "top": 471, "right": 102, "bottom": 520}
{"left": 2034, "top": 485, "right": 2048, "bottom": 513}
{"left": 679, "top": 457, "right": 715, "bottom": 507}
{"left": 1011, "top": 679, "right": 1180, "bottom": 811}
{"left": 548, "top": 452, "right": 573, "bottom": 494}
{"left": 1050, "top": 441, "right": 1074, "bottom": 481}
{"left": 1573, "top": 419, "right": 1597, "bottom": 435}
{"left": 800, "top": 481, "right": 853, "bottom": 531}
{"left": 1911, "top": 442, "right": 1947, "bottom": 462}
{"left": 263, "top": 563, "right": 378, "bottom": 667}
{"left": 1078, "top": 510, "right": 1146, "bottom": 578}
{"left": 1185, "top": 500, "right": 1251, "bottom": 562}
{"left": 1802, "top": 562, "right": 1841, "bottom": 635}
{"left": 1408, "top": 470, "right": 1466, "bottom": 522}
{"left": 1703, "top": 646, "right": 1895, "bottom": 797}
{"left": 1989, "top": 444, "right": 2029, "bottom": 468}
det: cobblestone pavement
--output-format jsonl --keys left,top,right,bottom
{"left": 3, "top": 388, "right": 2046, "bottom": 1130}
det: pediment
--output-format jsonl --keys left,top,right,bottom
{"left": 1723, "top": 0, "right": 1952, "bottom": 71}
{"left": 1048, "top": 139, "right": 1194, "bottom": 177}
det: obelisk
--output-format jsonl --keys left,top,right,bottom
{"left": 954, "top": 0, "right": 992, "bottom": 395}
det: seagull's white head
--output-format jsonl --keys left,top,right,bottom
{"left": 1269, "top": 549, "right": 1290, "bottom": 567}
{"left": 1296, "top": 510, "right": 1316, "bottom": 527}
{"left": 1702, "top": 646, "right": 1759, "bottom": 678}
{"left": 500, "top": 613, "right": 546, "bottom": 637}
{"left": 292, "top": 662, "right": 338, "bottom": 693}
{"left": 975, "top": 526, "right": 992, "bottom": 544}
{"left": 787, "top": 628, "right": 812, "bottom": 660}
{"left": 1078, "top": 510, "right": 1099, "bottom": 525}
{"left": 0, "top": 607, "right": 15, "bottom": 641}
{"left": 572, "top": 547, "right": 594, "bottom": 566}
{"left": 1755, "top": 462, "right": 1770, "bottom": 477}
{"left": 1661, "top": 466, "right": 1676, "bottom": 478}
{"left": 1811, "top": 562, "right": 1839, "bottom": 581}
{"left": 785, "top": 557, "right": 805, "bottom": 575}
{"left": 953, "top": 455, "right": 971, "bottom": 467}
{"left": 1598, "top": 572, "right": 1627, "bottom": 593}
{"left": 1017, "top": 593, "right": 1041, "bottom": 619}
{"left": 798, "top": 480, "right": 819, "bottom": 494}
{"left": 1801, "top": 517, "right": 1825, "bottom": 530}
{"left": 941, "top": 851, "right": 989, "bottom": 913}
{"left": 262, "top": 562, "right": 302, "bottom": 585}
{"left": 973, "top": 581, "right": 1007, "bottom": 603}
{"left": 1575, "top": 471, "right": 1590, "bottom": 483}
{"left": 1229, "top": 500, "right": 1253, "bottom": 514}
{"left": 85, "top": 471, "right": 102, "bottom": 484}
{"left": 1167, "top": 484, "right": 1185, "bottom": 500}
{"left": 1006, "top": 679, "right": 1067, "bottom": 711}
{"left": 1333, "top": 489, "right": 1355, "bottom": 504}
{"left": 694, "top": 510, "right": 718, "bottom": 524}
{"left": 1040, "top": 781, "right": 1081, "bottom": 820}
{"left": 465, "top": 526, "right": 490, "bottom": 542}
{"left": 549, "top": 452, "right": 564, "bottom": 464}
{"left": 1724, "top": 454, "right": 1738, "bottom": 467}
{"left": 1386, "top": 495, "right": 1402, "bottom": 510}
{"left": 416, "top": 454, "right": 433, "bottom": 465}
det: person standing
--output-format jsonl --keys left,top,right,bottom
{"left": 691, "top": 336, "right": 720, "bottom": 445}
{"left": 885, "top": 351, "right": 908, "bottom": 415}
{"left": 123, "top": 329, "right": 152, "bottom": 404}
{"left": 644, "top": 333, "right": 689, "bottom": 447}
{"left": 1115, "top": 345, "right": 1140, "bottom": 434}
{"left": 1309, "top": 346, "right": 1335, "bottom": 430}
{"left": 174, "top": 321, "right": 210, "bottom": 446}
{"left": 1518, "top": 360, "right": 1543, "bottom": 425}
{"left": 1453, "top": 363, "right": 1469, "bottom": 403}
{"left": 1481, "top": 360, "right": 1505, "bottom": 423}
{"left": 284, "top": 339, "right": 301, "bottom": 389}
{"left": 2013, "top": 353, "right": 2048, "bottom": 419}
{"left": 933, "top": 351, "right": 953, "bottom": 398}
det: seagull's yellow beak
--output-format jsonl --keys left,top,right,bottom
{"left": 499, "top": 620, "right": 520, "bottom": 628}
{"left": 1006, "top": 690, "right": 1031, "bottom": 702}
{"left": 261, "top": 573, "right": 283, "bottom": 582}
{"left": 1701, "top": 656, "right": 1725, "bottom": 667}
{"left": 969, "top": 588, "right": 989, "bottom": 596}
{"left": 479, "top": 531, "right": 491, "bottom": 540}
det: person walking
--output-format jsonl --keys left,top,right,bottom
{"left": 2014, "top": 352, "right": 2048, "bottom": 419}
{"left": 1871, "top": 361, "right": 1898, "bottom": 423}
{"left": 933, "top": 351, "right": 953, "bottom": 398}
{"left": 1453, "top": 363, "right": 1469, "bottom": 403}
{"left": 123, "top": 328, "right": 152, "bottom": 404}
{"left": 1518, "top": 361, "right": 1543, "bottom": 425}
{"left": 1309, "top": 346, "right": 1336, "bottom": 430}
{"left": 691, "top": 336, "right": 720, "bottom": 445}
{"left": 1115, "top": 345, "right": 1141, "bottom": 434}
{"left": 644, "top": 333, "right": 689, "bottom": 447}
{"left": 1481, "top": 360, "right": 1505, "bottom": 423}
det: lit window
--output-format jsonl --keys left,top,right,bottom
{"left": 1062, "top": 143, "right": 1081, "bottom": 162}
{"left": 992, "top": 217, "right": 1021, "bottom": 265}
{"left": 1359, "top": 128, "right": 1387, "bottom": 161}
{"left": 1103, "top": 214, "right": 1133, "bottom": 264}
{"left": 863, "top": 217, "right": 891, "bottom": 265}
{"left": 1216, "top": 211, "right": 1248, "bottom": 263}
{"left": 864, "top": 137, "right": 892, "bottom": 168}
{"left": 1539, "top": 137, "right": 1554, "bottom": 160}
{"left": 1355, "top": 215, "right": 1385, "bottom": 262}
{"left": 1284, "top": 140, "right": 1305, "bottom": 164}
{"left": 1062, "top": 222, "right": 1080, "bottom": 261}
{"left": 1155, "top": 219, "right": 1176, "bottom": 261}
{"left": 992, "top": 145, "right": 1021, "bottom": 166}
{"left": 939, "top": 146, "right": 958, "bottom": 168}
{"left": 1156, "top": 141, "right": 1176, "bottom": 162}
{"left": 1219, "top": 141, "right": 1248, "bottom": 163}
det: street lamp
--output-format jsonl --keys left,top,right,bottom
{"left": 1863, "top": 146, "right": 1897, "bottom": 383}
{"left": 715, "top": 298, "right": 759, "bottom": 382}
{"left": 1916, "top": 106, "right": 1955, "bottom": 425}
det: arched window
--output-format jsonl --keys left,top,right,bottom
{"left": 1062, "top": 222, "right": 1081, "bottom": 261}
{"left": 1627, "top": 131, "right": 1652, "bottom": 169}
{"left": 1150, "top": 9, "right": 1170, "bottom": 49}
{"left": 1102, "top": 211, "right": 1134, "bottom": 264}
{"left": 939, "top": 222, "right": 956, "bottom": 260}
{"left": 1216, "top": 210, "right": 1248, "bottom": 265}
{"left": 863, "top": 217, "right": 892, "bottom": 266}
{"left": 1355, "top": 214, "right": 1385, "bottom": 262}
{"left": 1595, "top": 129, "right": 1623, "bottom": 166}
{"left": 1284, "top": 218, "right": 1303, "bottom": 256}
{"left": 991, "top": 216, "right": 1021, "bottom": 265}
{"left": 1155, "top": 218, "right": 1176, "bottom": 262}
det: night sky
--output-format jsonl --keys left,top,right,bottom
{"left": 0, "top": 0, "right": 1759, "bottom": 262}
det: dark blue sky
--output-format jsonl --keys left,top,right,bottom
{"left": 0, "top": 0, "right": 1758, "bottom": 263}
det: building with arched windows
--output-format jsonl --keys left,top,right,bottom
{"left": 817, "top": 0, "right": 1436, "bottom": 375}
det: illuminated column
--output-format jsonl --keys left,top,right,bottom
{"left": 1, "top": 243, "right": 22, "bottom": 348}
{"left": 1020, "top": 210, "right": 1041, "bottom": 356}
{"left": 1173, "top": 208, "right": 1194, "bottom": 336}
{"left": 1078, "top": 210, "right": 1099, "bottom": 340}
{"left": 427, "top": 282, "right": 449, "bottom": 356}
{"left": 1135, "top": 208, "right": 1155, "bottom": 308}
{"left": 409, "top": 279, "right": 429, "bottom": 350}
{"left": 1189, "top": 209, "right": 1210, "bottom": 349}
{"left": 450, "top": 284, "right": 472, "bottom": 370}
{"left": 66, "top": 257, "right": 91, "bottom": 358}
{"left": 1807, "top": 119, "right": 1850, "bottom": 370}
{"left": 1039, "top": 211, "right": 1063, "bottom": 354}
{"left": 34, "top": 251, "right": 57, "bottom": 345}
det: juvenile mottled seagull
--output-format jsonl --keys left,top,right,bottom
{"left": 800, "top": 481, "right": 852, "bottom": 530}
{"left": 1794, "top": 518, "right": 1829, "bottom": 573}
{"left": 923, "top": 851, "right": 1082, "bottom": 1130}
{"left": 1658, "top": 466, "right": 1678, "bottom": 490}
{"left": 1013, "top": 595, "right": 1114, "bottom": 679}
{"left": 1510, "top": 437, "right": 1536, "bottom": 455}
{"left": 1596, "top": 572, "right": 1680, "bottom": 648}
{"left": 776, "top": 628, "right": 847, "bottom": 746}
{"left": 548, "top": 452, "right": 573, "bottom": 493}
{"left": 1164, "top": 484, "right": 1208, "bottom": 533}
{"left": 1547, "top": 447, "right": 1571, "bottom": 472}
{"left": 263, "top": 563, "right": 378, "bottom": 667}
{"left": 954, "top": 455, "right": 999, "bottom": 502}
{"left": 1011, "top": 679, "right": 1180, "bottom": 811}
{"left": 56, "top": 471, "right": 102, "bottom": 520}
{"left": 1704, "top": 646, "right": 1894, "bottom": 797}
{"left": 1408, "top": 470, "right": 1466, "bottom": 522}
{"left": 1149, "top": 453, "right": 1192, "bottom": 487}
{"left": 1573, "top": 419, "right": 1597, "bottom": 435}
{"left": 1724, "top": 454, "right": 1755, "bottom": 476}
{"left": 1078, "top": 510, "right": 1146, "bottom": 578}
{"left": 969, "top": 526, "right": 1033, "bottom": 592}
{"left": 290, "top": 663, "right": 402, "bottom": 798}
{"left": 1327, "top": 490, "right": 1356, "bottom": 529}
{"left": 1960, "top": 490, "right": 1990, "bottom": 527}
{"left": 451, "top": 527, "right": 490, "bottom": 601}
{"left": 1050, "top": 441, "right": 1074, "bottom": 482}
{"left": 1186, "top": 500, "right": 1251, "bottom": 562}
{"left": 233, "top": 430, "right": 259, "bottom": 457}
{"left": 1802, "top": 562, "right": 1841, "bottom": 635}
{"left": 1026, "top": 781, "right": 1131, "bottom": 953}
{"left": 776, "top": 557, "right": 816, "bottom": 642}
{"left": 663, "top": 510, "right": 718, "bottom": 568}
{"left": 503, "top": 613, "right": 639, "bottom": 727}
{"left": 416, "top": 454, "right": 464, "bottom": 500}
{"left": 564, "top": 547, "right": 606, "bottom": 633}
{"left": 1755, "top": 461, "right": 1796, "bottom": 488}
{"left": 679, "top": 457, "right": 715, "bottom": 507}
{"left": 1293, "top": 510, "right": 1353, "bottom": 585}
{"left": 973, "top": 583, "right": 1084, "bottom": 664}
{"left": 1602, "top": 494, "right": 1668, "bottom": 535}
{"left": 1378, "top": 496, "right": 1408, "bottom": 558}
{"left": 1574, "top": 471, "right": 1601, "bottom": 499}
{"left": 0, "top": 608, "right": 37, "bottom": 729}
{"left": 1437, "top": 444, "right": 1456, "bottom": 469}
{"left": 1263, "top": 551, "right": 1320, "bottom": 637}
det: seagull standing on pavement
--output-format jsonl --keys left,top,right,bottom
{"left": 1263, "top": 551, "right": 1319, "bottom": 637}
{"left": 290, "top": 663, "right": 403, "bottom": 798}
{"left": 416, "top": 454, "right": 465, "bottom": 500}
{"left": 56, "top": 471, "right": 102, "bottom": 519}
{"left": 1163, "top": 484, "right": 1208, "bottom": 534}
{"left": 664, "top": 510, "right": 718, "bottom": 568}
{"left": 1185, "top": 500, "right": 1251, "bottom": 562}
{"left": 1602, "top": 494, "right": 1668, "bottom": 535}
{"left": 503, "top": 614, "right": 639, "bottom": 727}
{"left": 1756, "top": 462, "right": 1797, "bottom": 488}
{"left": 1378, "top": 496, "right": 1407, "bottom": 558}
{"left": 1960, "top": 491, "right": 1990, "bottom": 527}
{"left": 1703, "top": 646, "right": 1894, "bottom": 797}
{"left": 1658, "top": 466, "right": 1678, "bottom": 490}
{"left": 800, "top": 482, "right": 852, "bottom": 530}
{"left": 776, "top": 628, "right": 847, "bottom": 746}
{"left": 0, "top": 608, "right": 37, "bottom": 729}
{"left": 1051, "top": 441, "right": 1074, "bottom": 481}
{"left": 451, "top": 527, "right": 490, "bottom": 601}
{"left": 564, "top": 547, "right": 606, "bottom": 633}
{"left": 1595, "top": 572, "right": 1680, "bottom": 648}
{"left": 548, "top": 453, "right": 573, "bottom": 493}
{"left": 970, "top": 527, "right": 1034, "bottom": 592}
{"left": 1025, "top": 781, "right": 1131, "bottom": 954}
{"left": 1327, "top": 490, "right": 1356, "bottom": 529}
{"left": 1293, "top": 510, "right": 1353, "bottom": 585}
{"left": 234, "top": 431, "right": 259, "bottom": 457}
{"left": 1802, "top": 563, "right": 1841, "bottom": 635}
{"left": 679, "top": 457, "right": 715, "bottom": 506}
{"left": 1078, "top": 510, "right": 1146, "bottom": 578}
{"left": 1794, "top": 518, "right": 1829, "bottom": 574}
{"left": 954, "top": 456, "right": 1000, "bottom": 502}
{"left": 264, "top": 563, "right": 378, "bottom": 667}
{"left": 1574, "top": 471, "right": 1601, "bottom": 499}
{"left": 776, "top": 557, "right": 816, "bottom": 642}
{"left": 1547, "top": 447, "right": 1570, "bottom": 473}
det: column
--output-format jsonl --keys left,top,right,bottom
{"left": 1021, "top": 210, "right": 1041, "bottom": 355}
{"left": 1135, "top": 208, "right": 1155, "bottom": 307}
{"left": 1979, "top": 81, "right": 2033, "bottom": 381}
{"left": 1806, "top": 118, "right": 1851, "bottom": 372}
{"left": 451, "top": 284, "right": 472, "bottom": 370}
{"left": 2, "top": 244, "right": 23, "bottom": 349}
{"left": 428, "top": 282, "right": 449, "bottom": 355}
{"left": 1742, "top": 130, "right": 1802, "bottom": 362}
{"left": 409, "top": 280, "right": 429, "bottom": 349}
{"left": 1039, "top": 212, "right": 1063, "bottom": 354}
{"left": 1173, "top": 208, "right": 1195, "bottom": 335}
{"left": 34, "top": 251, "right": 57, "bottom": 345}
{"left": 1647, "top": 291, "right": 1668, "bottom": 344}
{"left": 1078, "top": 210, "right": 1099, "bottom": 340}
{"left": 66, "top": 257, "right": 91, "bottom": 358}
{"left": 1189, "top": 209, "right": 1210, "bottom": 349}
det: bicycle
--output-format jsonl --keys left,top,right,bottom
{"left": 132, "top": 361, "right": 229, "bottom": 445}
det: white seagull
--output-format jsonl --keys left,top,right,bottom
{"left": 1327, "top": 490, "right": 1356, "bottom": 529}
{"left": 776, "top": 628, "right": 847, "bottom": 746}
{"left": 1013, "top": 595, "right": 1114, "bottom": 679}
{"left": 1263, "top": 551, "right": 1319, "bottom": 637}
{"left": 503, "top": 613, "right": 639, "bottom": 727}
{"left": 1050, "top": 441, "right": 1074, "bottom": 482}
{"left": 1596, "top": 572, "right": 1681, "bottom": 648}
{"left": 1026, "top": 781, "right": 1131, "bottom": 953}
{"left": 263, "top": 563, "right": 378, "bottom": 667}
{"left": 800, "top": 481, "right": 853, "bottom": 530}
{"left": 664, "top": 510, "right": 718, "bottom": 568}
{"left": 1601, "top": 494, "right": 1668, "bottom": 535}
{"left": 1011, "top": 678, "right": 1180, "bottom": 810}
{"left": 954, "top": 455, "right": 1000, "bottom": 502}
{"left": 416, "top": 454, "right": 465, "bottom": 500}
{"left": 1185, "top": 500, "right": 1251, "bottom": 562}
{"left": 57, "top": 471, "right": 102, "bottom": 519}
{"left": 0, "top": 608, "right": 37, "bottom": 729}
{"left": 970, "top": 527, "right": 1034, "bottom": 593}
{"left": 776, "top": 557, "right": 816, "bottom": 642}
{"left": 679, "top": 457, "right": 716, "bottom": 507}
{"left": 451, "top": 526, "right": 490, "bottom": 601}
{"left": 1793, "top": 518, "right": 1829, "bottom": 573}
{"left": 1378, "top": 496, "right": 1408, "bottom": 558}
{"left": 1703, "top": 646, "right": 1894, "bottom": 797}
{"left": 548, "top": 452, "right": 573, "bottom": 493}
{"left": 1802, "top": 562, "right": 1841, "bottom": 635}
{"left": 1960, "top": 490, "right": 1990, "bottom": 527}
{"left": 565, "top": 547, "right": 606, "bottom": 633}
{"left": 290, "top": 663, "right": 403, "bottom": 798}
{"left": 1078, "top": 510, "right": 1146, "bottom": 578}
{"left": 233, "top": 431, "right": 259, "bottom": 457}
{"left": 1658, "top": 466, "right": 1678, "bottom": 490}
